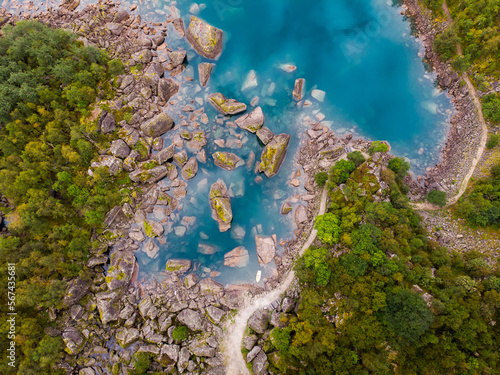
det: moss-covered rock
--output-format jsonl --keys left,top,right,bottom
{"left": 165, "top": 259, "right": 192, "bottom": 273}
{"left": 181, "top": 157, "right": 198, "bottom": 180}
{"left": 186, "top": 16, "right": 223, "bottom": 59}
{"left": 259, "top": 133, "right": 291, "bottom": 177}
{"left": 212, "top": 151, "right": 242, "bottom": 171}
{"left": 140, "top": 112, "right": 174, "bottom": 138}
{"left": 209, "top": 179, "right": 232, "bottom": 232}
{"left": 187, "top": 131, "right": 207, "bottom": 150}
{"left": 208, "top": 92, "right": 247, "bottom": 115}
{"left": 105, "top": 250, "right": 136, "bottom": 291}
{"left": 129, "top": 165, "right": 169, "bottom": 183}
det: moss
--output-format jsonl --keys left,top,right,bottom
{"left": 142, "top": 160, "right": 159, "bottom": 170}
{"left": 130, "top": 63, "right": 143, "bottom": 74}
{"left": 144, "top": 220, "right": 156, "bottom": 237}
{"left": 214, "top": 152, "right": 235, "bottom": 168}
{"left": 133, "top": 140, "right": 149, "bottom": 159}
{"left": 213, "top": 198, "right": 232, "bottom": 223}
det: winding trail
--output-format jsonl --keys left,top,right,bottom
{"left": 412, "top": 1, "right": 488, "bottom": 211}
{"left": 222, "top": 188, "right": 328, "bottom": 375}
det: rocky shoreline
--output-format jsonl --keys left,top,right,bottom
{"left": 401, "top": 0, "right": 484, "bottom": 199}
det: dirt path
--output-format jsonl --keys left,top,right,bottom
{"left": 413, "top": 2, "right": 488, "bottom": 211}
{"left": 222, "top": 188, "right": 328, "bottom": 375}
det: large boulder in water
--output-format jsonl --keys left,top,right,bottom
{"left": 209, "top": 179, "right": 232, "bottom": 232}
{"left": 199, "top": 62, "right": 214, "bottom": 87}
{"left": 224, "top": 246, "right": 249, "bottom": 268}
{"left": 212, "top": 151, "right": 242, "bottom": 171}
{"left": 208, "top": 93, "right": 246, "bottom": 115}
{"left": 166, "top": 259, "right": 191, "bottom": 274}
{"left": 186, "top": 16, "right": 223, "bottom": 59}
{"left": 235, "top": 106, "right": 264, "bottom": 133}
{"left": 141, "top": 113, "right": 174, "bottom": 137}
{"left": 255, "top": 236, "right": 275, "bottom": 265}
{"left": 259, "top": 134, "right": 291, "bottom": 178}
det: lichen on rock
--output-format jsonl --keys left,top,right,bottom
{"left": 208, "top": 93, "right": 247, "bottom": 115}
{"left": 186, "top": 16, "right": 223, "bottom": 59}
{"left": 259, "top": 133, "right": 291, "bottom": 177}
{"left": 209, "top": 179, "right": 232, "bottom": 232}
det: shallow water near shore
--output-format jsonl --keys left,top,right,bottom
{"left": 9, "top": 0, "right": 452, "bottom": 285}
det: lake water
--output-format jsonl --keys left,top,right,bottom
{"left": 8, "top": 0, "right": 452, "bottom": 285}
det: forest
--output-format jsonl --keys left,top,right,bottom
{"left": 261, "top": 152, "right": 500, "bottom": 374}
{"left": 0, "top": 21, "right": 127, "bottom": 374}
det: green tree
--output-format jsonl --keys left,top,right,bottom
{"left": 329, "top": 159, "right": 356, "bottom": 185}
{"left": 368, "top": 141, "right": 389, "bottom": 155}
{"left": 347, "top": 151, "right": 366, "bottom": 167}
{"left": 315, "top": 213, "right": 342, "bottom": 245}
{"left": 426, "top": 190, "right": 447, "bottom": 207}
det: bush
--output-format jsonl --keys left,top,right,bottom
{"left": 329, "top": 159, "right": 356, "bottom": 185}
{"left": 172, "top": 325, "right": 188, "bottom": 341}
{"left": 314, "top": 171, "right": 328, "bottom": 187}
{"left": 486, "top": 134, "right": 500, "bottom": 149}
{"left": 426, "top": 190, "right": 447, "bottom": 207}
{"left": 388, "top": 157, "right": 411, "bottom": 180}
{"left": 108, "top": 58, "right": 125, "bottom": 76}
{"left": 434, "top": 29, "right": 460, "bottom": 60}
{"left": 482, "top": 94, "right": 500, "bottom": 124}
{"left": 347, "top": 150, "right": 366, "bottom": 167}
{"left": 315, "top": 213, "right": 342, "bottom": 245}
{"left": 369, "top": 141, "right": 389, "bottom": 155}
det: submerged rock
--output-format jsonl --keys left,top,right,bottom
{"left": 143, "top": 239, "right": 159, "bottom": 259}
{"left": 259, "top": 134, "right": 291, "bottom": 177}
{"left": 186, "top": 16, "right": 223, "bottom": 59}
{"left": 199, "top": 62, "right": 214, "bottom": 87}
{"left": 208, "top": 93, "right": 247, "bottom": 115}
{"left": 141, "top": 113, "right": 174, "bottom": 138}
{"left": 235, "top": 106, "right": 264, "bottom": 133}
{"left": 209, "top": 179, "right": 232, "bottom": 232}
{"left": 224, "top": 246, "right": 249, "bottom": 268}
{"left": 255, "top": 236, "right": 276, "bottom": 265}
{"left": 212, "top": 151, "right": 242, "bottom": 171}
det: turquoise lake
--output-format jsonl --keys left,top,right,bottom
{"left": 11, "top": 0, "right": 452, "bottom": 284}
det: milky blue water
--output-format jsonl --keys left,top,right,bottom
{"left": 12, "top": 0, "right": 452, "bottom": 285}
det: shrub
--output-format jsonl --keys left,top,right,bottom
{"left": 329, "top": 159, "right": 356, "bottom": 185}
{"left": 172, "top": 325, "right": 188, "bottom": 341}
{"left": 314, "top": 171, "right": 328, "bottom": 187}
{"left": 486, "top": 134, "right": 500, "bottom": 149}
{"left": 369, "top": 141, "right": 389, "bottom": 155}
{"left": 347, "top": 150, "right": 366, "bottom": 167}
{"left": 108, "top": 58, "right": 125, "bottom": 76}
{"left": 388, "top": 157, "right": 411, "bottom": 180}
{"left": 434, "top": 29, "right": 460, "bottom": 60}
{"left": 483, "top": 94, "right": 500, "bottom": 124}
{"left": 426, "top": 190, "right": 447, "bottom": 207}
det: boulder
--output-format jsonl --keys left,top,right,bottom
{"left": 91, "top": 155, "right": 122, "bottom": 176}
{"left": 143, "top": 239, "right": 159, "bottom": 259}
{"left": 132, "top": 49, "right": 153, "bottom": 64}
{"left": 187, "top": 131, "right": 207, "bottom": 150}
{"left": 166, "top": 50, "right": 186, "bottom": 70}
{"left": 186, "top": 16, "right": 223, "bottom": 59}
{"left": 134, "top": 138, "right": 151, "bottom": 161}
{"left": 96, "top": 290, "right": 120, "bottom": 325}
{"left": 110, "top": 139, "right": 131, "bottom": 158}
{"left": 189, "top": 338, "right": 216, "bottom": 357}
{"left": 281, "top": 297, "right": 296, "bottom": 313}
{"left": 63, "top": 277, "right": 89, "bottom": 307}
{"left": 295, "top": 205, "right": 308, "bottom": 225}
{"left": 140, "top": 113, "right": 174, "bottom": 138}
{"left": 293, "top": 78, "right": 305, "bottom": 100}
{"left": 185, "top": 273, "right": 198, "bottom": 289}
{"left": 166, "top": 259, "right": 191, "bottom": 274}
{"left": 256, "top": 126, "right": 274, "bottom": 145}
{"left": 209, "top": 179, "right": 232, "bottom": 232}
{"left": 158, "top": 344, "right": 179, "bottom": 366}
{"left": 158, "top": 78, "right": 179, "bottom": 103}
{"left": 205, "top": 306, "right": 225, "bottom": 324}
{"left": 106, "top": 250, "right": 136, "bottom": 290}
{"left": 224, "top": 246, "right": 249, "bottom": 268}
{"left": 99, "top": 111, "right": 116, "bottom": 133}
{"left": 247, "top": 345, "right": 261, "bottom": 362}
{"left": 208, "top": 93, "right": 247, "bottom": 115}
{"left": 255, "top": 236, "right": 275, "bottom": 265}
{"left": 157, "top": 192, "right": 178, "bottom": 211}
{"left": 220, "top": 290, "right": 245, "bottom": 309}
{"left": 155, "top": 144, "right": 176, "bottom": 164}
{"left": 199, "top": 278, "right": 224, "bottom": 294}
{"left": 235, "top": 106, "right": 264, "bottom": 133}
{"left": 199, "top": 62, "right": 214, "bottom": 87}
{"left": 144, "top": 220, "right": 164, "bottom": 237}
{"left": 181, "top": 157, "right": 198, "bottom": 180}
{"left": 118, "top": 126, "right": 140, "bottom": 147}
{"left": 116, "top": 328, "right": 140, "bottom": 348}
{"left": 212, "top": 151, "right": 242, "bottom": 171}
{"left": 129, "top": 165, "right": 169, "bottom": 183}
{"left": 281, "top": 202, "right": 292, "bottom": 215}
{"left": 248, "top": 308, "right": 270, "bottom": 334}
{"left": 259, "top": 134, "right": 291, "bottom": 177}
{"left": 177, "top": 347, "right": 191, "bottom": 372}
{"left": 177, "top": 309, "right": 204, "bottom": 331}
{"left": 62, "top": 327, "right": 85, "bottom": 355}
{"left": 173, "top": 150, "right": 188, "bottom": 167}
{"left": 252, "top": 351, "right": 269, "bottom": 375}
